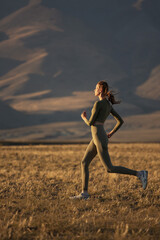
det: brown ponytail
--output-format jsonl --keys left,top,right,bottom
{"left": 97, "top": 81, "right": 121, "bottom": 105}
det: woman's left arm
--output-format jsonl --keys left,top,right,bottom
{"left": 107, "top": 107, "right": 124, "bottom": 138}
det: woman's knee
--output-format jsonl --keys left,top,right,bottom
{"left": 107, "top": 165, "right": 115, "bottom": 173}
{"left": 81, "top": 159, "right": 89, "bottom": 169}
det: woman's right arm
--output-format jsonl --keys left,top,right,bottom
{"left": 81, "top": 101, "right": 99, "bottom": 126}
{"left": 108, "top": 107, "right": 124, "bottom": 138}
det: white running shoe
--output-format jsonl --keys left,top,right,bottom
{"left": 69, "top": 192, "right": 90, "bottom": 200}
{"left": 138, "top": 170, "right": 148, "bottom": 190}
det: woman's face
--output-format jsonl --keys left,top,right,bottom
{"left": 94, "top": 84, "right": 102, "bottom": 96}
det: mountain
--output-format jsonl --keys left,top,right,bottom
{"left": 0, "top": 0, "right": 159, "bottom": 141}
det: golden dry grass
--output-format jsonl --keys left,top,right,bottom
{"left": 0, "top": 143, "right": 160, "bottom": 240}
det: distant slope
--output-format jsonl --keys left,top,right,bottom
{"left": 0, "top": 100, "right": 29, "bottom": 129}
{"left": 0, "top": 111, "right": 159, "bottom": 142}
{"left": 0, "top": 0, "right": 29, "bottom": 20}
{"left": 0, "top": 0, "right": 159, "bottom": 141}
{"left": 136, "top": 65, "right": 160, "bottom": 100}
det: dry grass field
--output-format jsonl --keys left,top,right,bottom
{"left": 0, "top": 143, "right": 159, "bottom": 240}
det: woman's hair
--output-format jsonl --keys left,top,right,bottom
{"left": 97, "top": 80, "right": 121, "bottom": 104}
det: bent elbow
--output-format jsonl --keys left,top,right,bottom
{"left": 121, "top": 119, "right": 124, "bottom": 125}
{"left": 120, "top": 119, "right": 124, "bottom": 126}
{"left": 118, "top": 118, "right": 124, "bottom": 127}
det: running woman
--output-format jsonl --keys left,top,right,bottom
{"left": 70, "top": 81, "right": 148, "bottom": 199}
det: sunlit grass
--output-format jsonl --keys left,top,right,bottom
{"left": 0, "top": 143, "right": 159, "bottom": 239}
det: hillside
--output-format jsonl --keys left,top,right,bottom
{"left": 0, "top": 0, "right": 159, "bottom": 141}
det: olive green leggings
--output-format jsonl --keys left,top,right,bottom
{"left": 81, "top": 125, "right": 137, "bottom": 191}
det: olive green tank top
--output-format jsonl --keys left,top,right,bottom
{"left": 83, "top": 98, "right": 123, "bottom": 133}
